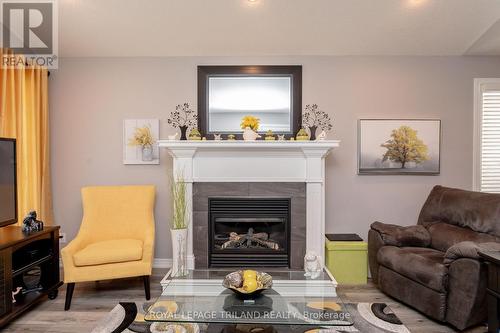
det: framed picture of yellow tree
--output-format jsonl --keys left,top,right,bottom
{"left": 358, "top": 119, "right": 441, "bottom": 175}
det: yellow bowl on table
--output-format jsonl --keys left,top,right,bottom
{"left": 222, "top": 270, "right": 273, "bottom": 296}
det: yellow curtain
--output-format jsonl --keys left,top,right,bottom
{"left": 0, "top": 49, "right": 53, "bottom": 225}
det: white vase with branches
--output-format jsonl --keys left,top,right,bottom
{"left": 170, "top": 173, "right": 189, "bottom": 277}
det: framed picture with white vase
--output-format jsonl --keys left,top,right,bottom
{"left": 123, "top": 119, "right": 160, "bottom": 165}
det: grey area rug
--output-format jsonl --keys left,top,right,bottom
{"left": 91, "top": 302, "right": 411, "bottom": 333}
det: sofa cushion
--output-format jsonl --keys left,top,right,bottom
{"left": 378, "top": 266, "right": 447, "bottom": 322}
{"left": 418, "top": 185, "right": 500, "bottom": 237}
{"left": 378, "top": 246, "right": 448, "bottom": 292}
{"left": 73, "top": 239, "right": 143, "bottom": 267}
{"left": 428, "top": 222, "right": 499, "bottom": 252}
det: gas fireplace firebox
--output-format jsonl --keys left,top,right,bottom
{"left": 208, "top": 197, "right": 291, "bottom": 268}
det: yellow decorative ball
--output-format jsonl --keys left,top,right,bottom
{"left": 242, "top": 278, "right": 258, "bottom": 293}
{"left": 243, "top": 270, "right": 257, "bottom": 280}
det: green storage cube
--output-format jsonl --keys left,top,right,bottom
{"left": 325, "top": 237, "right": 368, "bottom": 284}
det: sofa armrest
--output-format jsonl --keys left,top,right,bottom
{"left": 370, "top": 222, "right": 431, "bottom": 247}
{"left": 444, "top": 241, "right": 500, "bottom": 265}
{"left": 446, "top": 258, "right": 488, "bottom": 330}
{"left": 141, "top": 221, "right": 155, "bottom": 273}
{"left": 61, "top": 236, "right": 86, "bottom": 265}
{"left": 368, "top": 229, "right": 385, "bottom": 284}
{"left": 60, "top": 235, "right": 88, "bottom": 282}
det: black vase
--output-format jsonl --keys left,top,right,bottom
{"left": 308, "top": 125, "right": 318, "bottom": 141}
{"left": 179, "top": 125, "right": 188, "bottom": 141}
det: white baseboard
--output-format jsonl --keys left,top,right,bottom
{"left": 154, "top": 255, "right": 195, "bottom": 269}
{"left": 153, "top": 258, "right": 172, "bottom": 268}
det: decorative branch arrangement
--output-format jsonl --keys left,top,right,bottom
{"left": 170, "top": 171, "right": 189, "bottom": 277}
{"left": 168, "top": 103, "right": 198, "bottom": 128}
{"left": 302, "top": 104, "right": 333, "bottom": 132}
{"left": 167, "top": 103, "right": 198, "bottom": 140}
{"left": 170, "top": 172, "right": 188, "bottom": 230}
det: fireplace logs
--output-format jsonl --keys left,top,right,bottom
{"left": 218, "top": 228, "right": 280, "bottom": 250}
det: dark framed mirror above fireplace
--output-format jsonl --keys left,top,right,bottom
{"left": 208, "top": 197, "right": 291, "bottom": 268}
{"left": 197, "top": 65, "right": 303, "bottom": 139}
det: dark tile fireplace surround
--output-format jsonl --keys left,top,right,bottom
{"left": 193, "top": 183, "right": 306, "bottom": 269}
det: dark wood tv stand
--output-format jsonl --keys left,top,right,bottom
{"left": 0, "top": 225, "right": 62, "bottom": 327}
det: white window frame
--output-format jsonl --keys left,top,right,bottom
{"left": 473, "top": 78, "right": 500, "bottom": 191}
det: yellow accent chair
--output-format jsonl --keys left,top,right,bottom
{"left": 61, "top": 185, "right": 155, "bottom": 310}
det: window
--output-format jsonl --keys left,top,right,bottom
{"left": 474, "top": 79, "right": 500, "bottom": 193}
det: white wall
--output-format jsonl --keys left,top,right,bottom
{"left": 49, "top": 56, "right": 500, "bottom": 259}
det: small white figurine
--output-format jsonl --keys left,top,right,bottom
{"left": 12, "top": 287, "right": 22, "bottom": 303}
{"left": 277, "top": 135, "right": 286, "bottom": 141}
{"left": 304, "top": 251, "right": 322, "bottom": 279}
{"left": 316, "top": 130, "right": 327, "bottom": 141}
{"left": 168, "top": 133, "right": 179, "bottom": 141}
{"left": 214, "top": 134, "right": 222, "bottom": 141}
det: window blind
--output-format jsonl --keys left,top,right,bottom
{"left": 481, "top": 90, "right": 500, "bottom": 193}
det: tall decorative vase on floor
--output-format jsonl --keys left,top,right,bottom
{"left": 171, "top": 228, "right": 187, "bottom": 277}
{"left": 170, "top": 173, "right": 189, "bottom": 277}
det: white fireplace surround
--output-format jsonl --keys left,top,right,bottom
{"left": 159, "top": 140, "right": 340, "bottom": 268}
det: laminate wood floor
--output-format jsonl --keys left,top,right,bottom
{"left": 1, "top": 269, "right": 488, "bottom": 333}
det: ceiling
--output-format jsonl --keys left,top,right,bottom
{"left": 58, "top": 0, "right": 500, "bottom": 57}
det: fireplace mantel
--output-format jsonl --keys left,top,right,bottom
{"left": 159, "top": 140, "right": 340, "bottom": 150}
{"left": 159, "top": 140, "right": 340, "bottom": 268}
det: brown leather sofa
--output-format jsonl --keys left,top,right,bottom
{"left": 368, "top": 185, "right": 500, "bottom": 330}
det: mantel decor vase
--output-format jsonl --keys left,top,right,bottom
{"left": 141, "top": 144, "right": 153, "bottom": 162}
{"left": 188, "top": 128, "right": 202, "bottom": 141}
{"left": 242, "top": 127, "right": 261, "bottom": 141}
{"left": 296, "top": 128, "right": 310, "bottom": 141}
{"left": 179, "top": 125, "right": 188, "bottom": 141}
{"left": 308, "top": 125, "right": 318, "bottom": 141}
{"left": 170, "top": 228, "right": 188, "bottom": 277}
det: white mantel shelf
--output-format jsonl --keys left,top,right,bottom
{"left": 159, "top": 139, "right": 340, "bottom": 269}
{"left": 158, "top": 140, "right": 340, "bottom": 149}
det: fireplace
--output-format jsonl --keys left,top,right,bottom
{"left": 209, "top": 198, "right": 290, "bottom": 268}
{"left": 192, "top": 182, "right": 306, "bottom": 269}
{"left": 160, "top": 141, "right": 339, "bottom": 269}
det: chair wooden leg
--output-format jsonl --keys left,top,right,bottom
{"left": 64, "top": 283, "right": 75, "bottom": 311}
{"left": 143, "top": 275, "right": 151, "bottom": 300}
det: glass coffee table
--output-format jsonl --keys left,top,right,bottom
{"left": 145, "top": 269, "right": 353, "bottom": 331}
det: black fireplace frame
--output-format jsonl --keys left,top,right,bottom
{"left": 208, "top": 197, "right": 291, "bottom": 268}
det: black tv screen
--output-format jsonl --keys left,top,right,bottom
{"left": 0, "top": 138, "right": 17, "bottom": 227}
